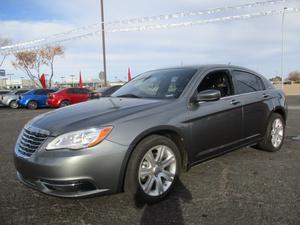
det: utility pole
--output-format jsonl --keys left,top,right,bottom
{"left": 100, "top": 0, "right": 107, "bottom": 86}
{"left": 281, "top": 7, "right": 287, "bottom": 90}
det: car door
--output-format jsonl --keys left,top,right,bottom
{"left": 35, "top": 89, "right": 52, "bottom": 106}
{"left": 70, "top": 88, "right": 84, "bottom": 103}
{"left": 231, "top": 70, "right": 272, "bottom": 140}
{"left": 79, "top": 88, "right": 89, "bottom": 101}
{"left": 33, "top": 90, "right": 45, "bottom": 106}
{"left": 188, "top": 69, "right": 244, "bottom": 162}
{"left": 66, "top": 88, "right": 75, "bottom": 103}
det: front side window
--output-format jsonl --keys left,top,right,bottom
{"left": 112, "top": 68, "right": 197, "bottom": 99}
{"left": 197, "top": 70, "right": 233, "bottom": 97}
{"left": 232, "top": 71, "right": 265, "bottom": 94}
{"left": 34, "top": 90, "right": 45, "bottom": 95}
{"left": 35, "top": 89, "right": 54, "bottom": 95}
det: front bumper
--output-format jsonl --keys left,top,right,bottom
{"left": 17, "top": 99, "right": 27, "bottom": 107}
{"left": 14, "top": 139, "right": 129, "bottom": 198}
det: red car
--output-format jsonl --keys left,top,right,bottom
{"left": 47, "top": 87, "right": 91, "bottom": 108}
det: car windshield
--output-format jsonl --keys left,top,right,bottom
{"left": 23, "top": 90, "right": 34, "bottom": 95}
{"left": 112, "top": 68, "right": 197, "bottom": 99}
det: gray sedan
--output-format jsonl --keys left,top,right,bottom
{"left": 2, "top": 89, "right": 30, "bottom": 108}
{"left": 14, "top": 65, "right": 287, "bottom": 203}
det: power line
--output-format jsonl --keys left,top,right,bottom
{"left": 1, "top": 6, "right": 300, "bottom": 53}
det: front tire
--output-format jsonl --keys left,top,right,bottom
{"left": 9, "top": 100, "right": 19, "bottom": 109}
{"left": 60, "top": 100, "right": 70, "bottom": 107}
{"left": 257, "top": 113, "right": 285, "bottom": 152}
{"left": 27, "top": 101, "right": 38, "bottom": 110}
{"left": 124, "top": 135, "right": 181, "bottom": 203}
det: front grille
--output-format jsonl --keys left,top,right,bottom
{"left": 17, "top": 127, "right": 48, "bottom": 157}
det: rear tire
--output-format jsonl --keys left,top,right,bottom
{"left": 257, "top": 113, "right": 285, "bottom": 152}
{"left": 27, "top": 101, "right": 38, "bottom": 110}
{"left": 60, "top": 100, "right": 70, "bottom": 107}
{"left": 124, "top": 135, "right": 181, "bottom": 203}
{"left": 9, "top": 100, "right": 18, "bottom": 109}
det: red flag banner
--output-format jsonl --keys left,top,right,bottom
{"left": 79, "top": 71, "right": 83, "bottom": 88}
{"left": 39, "top": 74, "right": 47, "bottom": 88}
{"left": 128, "top": 67, "right": 132, "bottom": 81}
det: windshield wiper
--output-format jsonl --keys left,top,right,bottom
{"left": 116, "top": 94, "right": 141, "bottom": 98}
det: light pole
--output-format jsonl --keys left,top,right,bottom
{"left": 281, "top": 7, "right": 287, "bottom": 90}
{"left": 20, "top": 76, "right": 24, "bottom": 88}
{"left": 60, "top": 76, "right": 65, "bottom": 88}
{"left": 70, "top": 75, "right": 75, "bottom": 87}
{"left": 100, "top": 0, "right": 107, "bottom": 86}
{"left": 2, "top": 78, "right": 8, "bottom": 89}
{"left": 6, "top": 73, "right": 14, "bottom": 89}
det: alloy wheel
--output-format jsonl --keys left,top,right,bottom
{"left": 10, "top": 100, "right": 18, "bottom": 109}
{"left": 271, "top": 118, "right": 284, "bottom": 148}
{"left": 138, "top": 145, "right": 176, "bottom": 197}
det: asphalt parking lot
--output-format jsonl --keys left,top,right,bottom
{"left": 0, "top": 97, "right": 299, "bottom": 225}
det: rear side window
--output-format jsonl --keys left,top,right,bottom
{"left": 34, "top": 90, "right": 46, "bottom": 95}
{"left": 232, "top": 71, "right": 265, "bottom": 94}
{"left": 78, "top": 88, "right": 89, "bottom": 94}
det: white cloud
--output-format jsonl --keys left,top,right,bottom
{"left": 1, "top": 0, "right": 300, "bottom": 81}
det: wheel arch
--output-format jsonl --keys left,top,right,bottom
{"left": 272, "top": 106, "right": 287, "bottom": 122}
{"left": 58, "top": 99, "right": 70, "bottom": 105}
{"left": 25, "top": 98, "right": 37, "bottom": 106}
{"left": 7, "top": 98, "right": 16, "bottom": 105}
{"left": 117, "top": 125, "right": 189, "bottom": 192}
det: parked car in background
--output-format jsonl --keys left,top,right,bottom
{"left": 47, "top": 87, "right": 91, "bottom": 108}
{"left": 90, "top": 85, "right": 122, "bottom": 99}
{"left": 0, "top": 90, "right": 12, "bottom": 106}
{"left": 2, "top": 89, "right": 30, "bottom": 108}
{"left": 14, "top": 65, "right": 287, "bottom": 203}
{"left": 18, "top": 89, "right": 56, "bottom": 109}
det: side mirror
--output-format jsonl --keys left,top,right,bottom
{"left": 192, "top": 89, "right": 221, "bottom": 103}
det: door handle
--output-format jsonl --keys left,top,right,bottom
{"left": 230, "top": 99, "right": 240, "bottom": 105}
{"left": 262, "top": 93, "right": 269, "bottom": 98}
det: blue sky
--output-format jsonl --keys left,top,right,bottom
{"left": 0, "top": 0, "right": 61, "bottom": 21}
{"left": 0, "top": 0, "right": 300, "bottom": 82}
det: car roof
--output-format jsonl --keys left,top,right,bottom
{"left": 30, "top": 88, "right": 56, "bottom": 91}
{"left": 147, "top": 64, "right": 259, "bottom": 73}
{"left": 61, "top": 87, "right": 88, "bottom": 90}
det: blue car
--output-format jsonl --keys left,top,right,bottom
{"left": 18, "top": 89, "right": 56, "bottom": 109}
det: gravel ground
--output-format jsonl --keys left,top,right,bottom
{"left": 0, "top": 97, "right": 299, "bottom": 225}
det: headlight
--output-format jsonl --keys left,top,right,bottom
{"left": 46, "top": 127, "right": 112, "bottom": 150}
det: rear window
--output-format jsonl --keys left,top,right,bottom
{"left": 232, "top": 70, "right": 265, "bottom": 94}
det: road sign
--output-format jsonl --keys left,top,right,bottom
{"left": 99, "top": 71, "right": 105, "bottom": 81}
{"left": 0, "top": 69, "right": 5, "bottom": 76}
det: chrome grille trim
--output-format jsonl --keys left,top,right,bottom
{"left": 17, "top": 126, "right": 49, "bottom": 157}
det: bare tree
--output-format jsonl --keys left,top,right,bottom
{"left": 12, "top": 45, "right": 64, "bottom": 87}
{"left": 40, "top": 45, "right": 64, "bottom": 87}
{"left": 12, "top": 51, "right": 41, "bottom": 87}
{"left": 288, "top": 71, "right": 300, "bottom": 82}
{"left": 0, "top": 38, "right": 12, "bottom": 68}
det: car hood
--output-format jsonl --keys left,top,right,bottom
{"left": 28, "top": 97, "right": 168, "bottom": 136}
